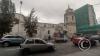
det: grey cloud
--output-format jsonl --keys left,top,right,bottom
{"left": 12, "top": 0, "right": 100, "bottom": 24}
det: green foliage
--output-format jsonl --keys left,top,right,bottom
{"left": 0, "top": 0, "right": 15, "bottom": 37}
{"left": 24, "top": 8, "right": 38, "bottom": 37}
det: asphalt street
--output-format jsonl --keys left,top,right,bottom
{"left": 0, "top": 42, "right": 81, "bottom": 56}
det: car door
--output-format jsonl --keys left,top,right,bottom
{"left": 34, "top": 39, "right": 47, "bottom": 51}
{"left": 4, "top": 36, "right": 17, "bottom": 44}
{"left": 15, "top": 36, "right": 25, "bottom": 44}
{"left": 11, "top": 36, "right": 20, "bottom": 44}
{"left": 25, "top": 39, "right": 36, "bottom": 51}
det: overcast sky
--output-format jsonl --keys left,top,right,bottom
{"left": 12, "top": 0, "right": 100, "bottom": 24}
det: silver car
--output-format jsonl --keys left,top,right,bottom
{"left": 20, "top": 38, "right": 55, "bottom": 53}
{"left": 0, "top": 35, "right": 25, "bottom": 47}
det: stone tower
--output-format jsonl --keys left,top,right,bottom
{"left": 64, "top": 6, "right": 76, "bottom": 37}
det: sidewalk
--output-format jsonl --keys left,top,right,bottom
{"left": 63, "top": 46, "right": 100, "bottom": 56}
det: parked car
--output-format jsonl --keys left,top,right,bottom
{"left": 54, "top": 36, "right": 68, "bottom": 43}
{"left": 71, "top": 34, "right": 96, "bottom": 46}
{"left": 0, "top": 35, "right": 25, "bottom": 47}
{"left": 20, "top": 38, "right": 55, "bottom": 53}
{"left": 85, "top": 35, "right": 100, "bottom": 42}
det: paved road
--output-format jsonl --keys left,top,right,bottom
{"left": 0, "top": 42, "right": 81, "bottom": 56}
{"left": 63, "top": 46, "right": 100, "bottom": 56}
{"left": 0, "top": 46, "right": 20, "bottom": 56}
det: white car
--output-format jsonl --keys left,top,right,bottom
{"left": 20, "top": 38, "right": 55, "bottom": 53}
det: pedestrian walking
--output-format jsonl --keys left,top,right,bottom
{"left": 47, "top": 30, "right": 51, "bottom": 41}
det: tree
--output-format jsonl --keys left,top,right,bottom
{"left": 24, "top": 8, "right": 38, "bottom": 37}
{"left": 0, "top": 0, "right": 15, "bottom": 37}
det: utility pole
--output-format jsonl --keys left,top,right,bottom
{"left": 18, "top": 0, "right": 23, "bottom": 35}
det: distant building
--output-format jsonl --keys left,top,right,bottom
{"left": 10, "top": 13, "right": 64, "bottom": 38}
{"left": 37, "top": 23, "right": 64, "bottom": 38}
{"left": 10, "top": 13, "right": 26, "bottom": 36}
{"left": 75, "top": 4, "right": 97, "bottom": 33}
{"left": 64, "top": 6, "right": 76, "bottom": 37}
{"left": 64, "top": 4, "right": 98, "bottom": 36}
{"left": 37, "top": 23, "right": 56, "bottom": 38}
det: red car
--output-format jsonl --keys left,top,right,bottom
{"left": 71, "top": 36, "right": 89, "bottom": 46}
{"left": 71, "top": 34, "right": 96, "bottom": 46}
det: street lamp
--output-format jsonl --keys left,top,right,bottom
{"left": 20, "top": 0, "right": 23, "bottom": 15}
{"left": 18, "top": 0, "right": 23, "bottom": 35}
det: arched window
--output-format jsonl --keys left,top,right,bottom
{"left": 72, "top": 16, "right": 74, "bottom": 21}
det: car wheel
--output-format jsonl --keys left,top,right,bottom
{"left": 91, "top": 40, "right": 96, "bottom": 46}
{"left": 99, "top": 40, "right": 100, "bottom": 43}
{"left": 21, "top": 48, "right": 31, "bottom": 54}
{"left": 83, "top": 42, "right": 90, "bottom": 47}
{"left": 3, "top": 42, "right": 10, "bottom": 47}
{"left": 48, "top": 46, "right": 55, "bottom": 51}
{"left": 19, "top": 45, "right": 21, "bottom": 48}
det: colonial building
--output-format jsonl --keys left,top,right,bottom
{"left": 10, "top": 13, "right": 64, "bottom": 38}
{"left": 37, "top": 23, "right": 64, "bottom": 39}
{"left": 64, "top": 6, "right": 76, "bottom": 37}
{"left": 10, "top": 13, "right": 26, "bottom": 36}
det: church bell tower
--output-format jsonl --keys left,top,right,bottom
{"left": 64, "top": 5, "right": 76, "bottom": 37}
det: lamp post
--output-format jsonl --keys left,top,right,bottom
{"left": 20, "top": 1, "right": 23, "bottom": 14}
{"left": 18, "top": 0, "right": 23, "bottom": 35}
